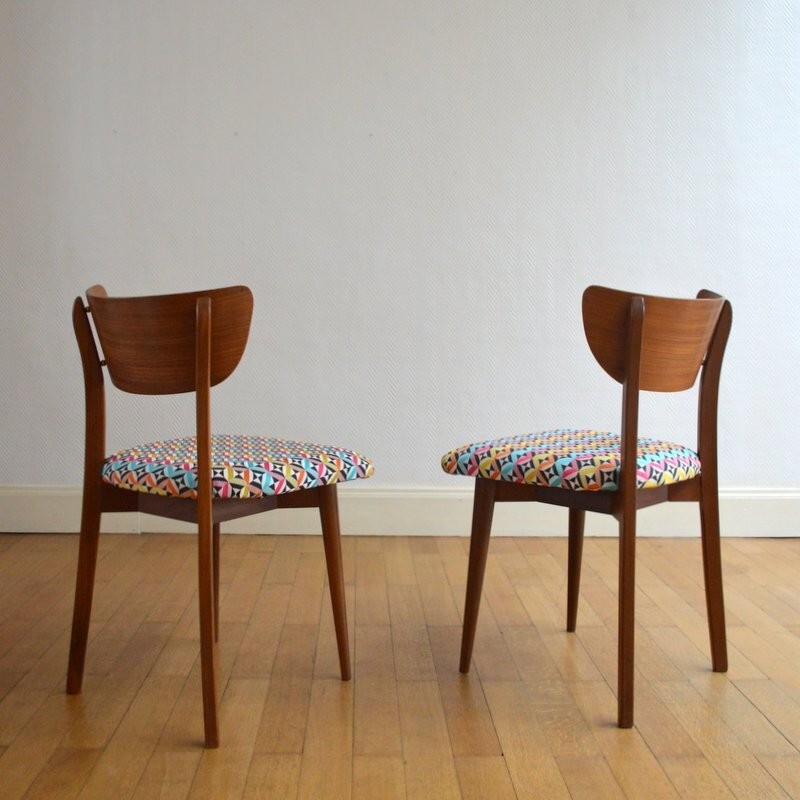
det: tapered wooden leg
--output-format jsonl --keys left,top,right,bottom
{"left": 617, "top": 506, "right": 636, "bottom": 728}
{"left": 213, "top": 522, "right": 221, "bottom": 642}
{"left": 566, "top": 508, "right": 585, "bottom": 633}
{"left": 459, "top": 478, "right": 497, "bottom": 674}
{"left": 319, "top": 484, "right": 351, "bottom": 681}
{"left": 198, "top": 517, "right": 219, "bottom": 747}
{"left": 699, "top": 480, "right": 728, "bottom": 672}
{"left": 67, "top": 486, "right": 102, "bottom": 694}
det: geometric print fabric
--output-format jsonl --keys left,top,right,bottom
{"left": 102, "top": 434, "right": 374, "bottom": 500}
{"left": 441, "top": 428, "right": 701, "bottom": 491}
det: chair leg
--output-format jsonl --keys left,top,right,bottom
{"left": 197, "top": 516, "right": 219, "bottom": 748}
{"left": 617, "top": 506, "right": 636, "bottom": 728}
{"left": 67, "top": 486, "right": 102, "bottom": 694}
{"left": 566, "top": 508, "right": 585, "bottom": 632}
{"left": 319, "top": 484, "right": 351, "bottom": 681}
{"left": 699, "top": 482, "right": 728, "bottom": 672}
{"left": 459, "top": 478, "right": 497, "bottom": 674}
{"left": 213, "top": 522, "right": 221, "bottom": 642}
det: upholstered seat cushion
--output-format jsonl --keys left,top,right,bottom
{"left": 441, "top": 429, "right": 700, "bottom": 491}
{"left": 103, "top": 435, "right": 374, "bottom": 499}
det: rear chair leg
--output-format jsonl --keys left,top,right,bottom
{"left": 67, "top": 487, "right": 102, "bottom": 694}
{"left": 699, "top": 482, "right": 728, "bottom": 671}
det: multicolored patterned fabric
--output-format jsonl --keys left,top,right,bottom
{"left": 103, "top": 435, "right": 374, "bottom": 499}
{"left": 441, "top": 429, "right": 700, "bottom": 491}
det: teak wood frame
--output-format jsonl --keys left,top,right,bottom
{"left": 67, "top": 285, "right": 351, "bottom": 748}
{"left": 458, "top": 286, "right": 732, "bottom": 728}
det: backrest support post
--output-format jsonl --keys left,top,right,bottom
{"left": 619, "top": 296, "right": 645, "bottom": 499}
{"left": 72, "top": 297, "right": 106, "bottom": 493}
{"left": 695, "top": 292, "right": 733, "bottom": 483}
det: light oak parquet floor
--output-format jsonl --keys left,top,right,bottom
{"left": 0, "top": 532, "right": 799, "bottom": 799}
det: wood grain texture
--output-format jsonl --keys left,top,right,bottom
{"left": 1, "top": 532, "right": 799, "bottom": 799}
{"left": 86, "top": 285, "right": 253, "bottom": 395}
{"left": 68, "top": 286, "right": 355, "bottom": 748}
{"left": 457, "top": 287, "right": 732, "bottom": 729}
{"left": 582, "top": 285, "right": 723, "bottom": 392}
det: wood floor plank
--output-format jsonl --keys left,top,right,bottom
{"left": 412, "top": 552, "right": 461, "bottom": 627}
{"left": 297, "top": 679, "right": 354, "bottom": 800}
{"left": 0, "top": 630, "right": 72, "bottom": 746}
{"left": 355, "top": 552, "right": 391, "bottom": 626}
{"left": 428, "top": 625, "right": 502, "bottom": 756}
{"left": 243, "top": 754, "right": 301, "bottom": 800}
{"left": 391, "top": 624, "right": 436, "bottom": 682}
{"left": 657, "top": 755, "right": 736, "bottom": 800}
{"left": 455, "top": 755, "right": 517, "bottom": 800}
{"left": 386, "top": 582, "right": 427, "bottom": 628}
{"left": 397, "top": 679, "right": 461, "bottom": 800}
{"left": 283, "top": 553, "right": 325, "bottom": 626}
{"left": 554, "top": 755, "right": 625, "bottom": 799}
{"left": 651, "top": 680, "right": 789, "bottom": 799}
{"left": 75, "top": 675, "right": 185, "bottom": 799}
{"left": 382, "top": 537, "right": 416, "bottom": 587}
{"left": 353, "top": 625, "right": 401, "bottom": 756}
{"left": 21, "top": 747, "right": 101, "bottom": 800}
{"left": 187, "top": 678, "right": 269, "bottom": 800}
{"left": 568, "top": 680, "right": 680, "bottom": 800}
{"left": 352, "top": 754, "right": 406, "bottom": 800}
{"left": 219, "top": 550, "right": 272, "bottom": 625}
{"left": 0, "top": 533, "right": 798, "bottom": 800}
{"left": 262, "top": 537, "right": 303, "bottom": 585}
{"left": 0, "top": 687, "right": 94, "bottom": 800}
{"left": 130, "top": 749, "right": 202, "bottom": 800}
{"left": 758, "top": 755, "right": 800, "bottom": 800}
{"left": 62, "top": 621, "right": 173, "bottom": 750}
{"left": 252, "top": 624, "right": 317, "bottom": 754}
{"left": 733, "top": 678, "right": 800, "bottom": 751}
{"left": 481, "top": 680, "right": 571, "bottom": 800}
{"left": 501, "top": 624, "right": 563, "bottom": 683}
{"left": 482, "top": 554, "right": 534, "bottom": 626}
{"left": 688, "top": 673, "right": 796, "bottom": 758}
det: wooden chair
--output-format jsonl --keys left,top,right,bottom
{"left": 68, "top": 285, "right": 373, "bottom": 747}
{"left": 441, "top": 286, "right": 732, "bottom": 727}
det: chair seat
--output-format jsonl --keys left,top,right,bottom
{"left": 103, "top": 434, "right": 374, "bottom": 499}
{"left": 441, "top": 428, "right": 700, "bottom": 491}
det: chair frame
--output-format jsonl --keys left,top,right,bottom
{"left": 458, "top": 287, "right": 732, "bottom": 727}
{"left": 68, "top": 285, "right": 352, "bottom": 748}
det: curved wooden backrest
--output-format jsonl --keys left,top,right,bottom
{"left": 582, "top": 285, "right": 725, "bottom": 392}
{"left": 86, "top": 285, "right": 253, "bottom": 394}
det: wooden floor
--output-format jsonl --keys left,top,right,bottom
{"left": 0, "top": 533, "right": 799, "bottom": 799}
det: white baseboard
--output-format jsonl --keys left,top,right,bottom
{"left": 1, "top": 484, "right": 798, "bottom": 537}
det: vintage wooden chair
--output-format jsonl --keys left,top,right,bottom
{"left": 441, "top": 286, "right": 731, "bottom": 727}
{"left": 68, "top": 285, "right": 373, "bottom": 747}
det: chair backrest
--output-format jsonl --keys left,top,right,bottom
{"left": 86, "top": 285, "right": 253, "bottom": 395}
{"left": 582, "top": 285, "right": 725, "bottom": 392}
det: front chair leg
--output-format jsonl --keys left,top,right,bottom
{"left": 566, "top": 508, "right": 585, "bottom": 632}
{"left": 459, "top": 478, "right": 497, "bottom": 673}
{"left": 67, "top": 486, "right": 102, "bottom": 694}
{"left": 319, "top": 484, "right": 351, "bottom": 681}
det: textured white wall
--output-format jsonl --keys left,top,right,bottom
{"left": 1, "top": 1, "right": 798, "bottom": 495}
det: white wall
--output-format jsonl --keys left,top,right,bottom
{"left": 1, "top": 1, "right": 798, "bottom": 534}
